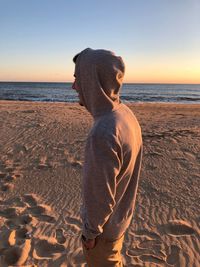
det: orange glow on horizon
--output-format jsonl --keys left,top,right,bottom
{"left": 124, "top": 56, "right": 200, "bottom": 84}
{"left": 0, "top": 59, "right": 200, "bottom": 84}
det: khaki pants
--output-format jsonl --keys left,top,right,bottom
{"left": 82, "top": 235, "right": 124, "bottom": 267}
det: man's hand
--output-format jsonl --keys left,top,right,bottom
{"left": 82, "top": 235, "right": 96, "bottom": 250}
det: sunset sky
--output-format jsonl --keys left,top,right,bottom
{"left": 0, "top": 0, "right": 200, "bottom": 83}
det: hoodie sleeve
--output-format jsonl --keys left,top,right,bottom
{"left": 81, "top": 130, "right": 122, "bottom": 239}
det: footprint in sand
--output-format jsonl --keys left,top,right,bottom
{"left": 0, "top": 207, "right": 19, "bottom": 218}
{"left": 0, "top": 202, "right": 37, "bottom": 230}
{"left": 166, "top": 244, "right": 181, "bottom": 265}
{"left": 163, "top": 220, "right": 195, "bottom": 236}
{"left": 26, "top": 205, "right": 51, "bottom": 215}
{"left": 22, "top": 194, "right": 56, "bottom": 225}
{"left": 25, "top": 203, "right": 56, "bottom": 224}
{"left": 23, "top": 194, "right": 39, "bottom": 206}
{"left": 55, "top": 228, "right": 67, "bottom": 244}
{"left": 0, "top": 173, "right": 13, "bottom": 192}
{"left": 1, "top": 173, "right": 20, "bottom": 192}
{"left": 0, "top": 194, "right": 54, "bottom": 229}
{"left": 2, "top": 239, "right": 31, "bottom": 266}
{"left": 0, "top": 160, "right": 22, "bottom": 191}
{"left": 35, "top": 214, "right": 56, "bottom": 224}
{"left": 0, "top": 193, "right": 59, "bottom": 265}
{"left": 0, "top": 229, "right": 13, "bottom": 249}
{"left": 33, "top": 237, "right": 65, "bottom": 260}
{"left": 4, "top": 196, "right": 27, "bottom": 208}
{"left": 0, "top": 227, "right": 31, "bottom": 266}
{"left": 8, "top": 228, "right": 29, "bottom": 246}
{"left": 5, "top": 214, "right": 36, "bottom": 229}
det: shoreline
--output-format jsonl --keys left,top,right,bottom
{"left": 1, "top": 99, "right": 200, "bottom": 106}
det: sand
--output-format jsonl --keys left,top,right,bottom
{"left": 0, "top": 100, "right": 199, "bottom": 267}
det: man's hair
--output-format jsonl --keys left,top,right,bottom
{"left": 73, "top": 53, "right": 80, "bottom": 63}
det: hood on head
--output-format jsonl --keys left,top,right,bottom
{"left": 74, "top": 48, "right": 125, "bottom": 117}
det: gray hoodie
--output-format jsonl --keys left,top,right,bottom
{"left": 75, "top": 48, "right": 142, "bottom": 240}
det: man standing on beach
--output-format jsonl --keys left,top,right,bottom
{"left": 72, "top": 48, "right": 142, "bottom": 267}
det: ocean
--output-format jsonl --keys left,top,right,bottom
{"left": 0, "top": 82, "right": 200, "bottom": 104}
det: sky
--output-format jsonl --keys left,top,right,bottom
{"left": 0, "top": 0, "right": 200, "bottom": 83}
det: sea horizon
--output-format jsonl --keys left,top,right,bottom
{"left": 0, "top": 81, "right": 200, "bottom": 104}
{"left": 1, "top": 81, "right": 200, "bottom": 85}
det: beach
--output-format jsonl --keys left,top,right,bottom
{"left": 0, "top": 101, "right": 199, "bottom": 266}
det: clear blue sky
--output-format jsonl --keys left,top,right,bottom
{"left": 0, "top": 0, "right": 200, "bottom": 83}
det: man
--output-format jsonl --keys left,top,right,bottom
{"left": 72, "top": 48, "right": 142, "bottom": 267}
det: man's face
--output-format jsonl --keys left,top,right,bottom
{"left": 72, "top": 76, "right": 84, "bottom": 106}
{"left": 72, "top": 76, "right": 79, "bottom": 91}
